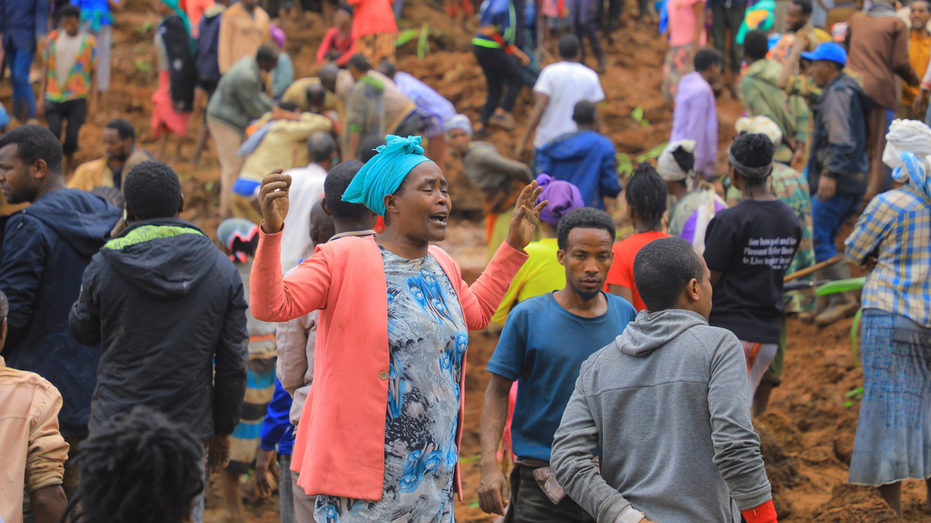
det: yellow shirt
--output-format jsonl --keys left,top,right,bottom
{"left": 238, "top": 113, "right": 334, "bottom": 183}
{"left": 491, "top": 238, "right": 565, "bottom": 325}
{"left": 281, "top": 77, "right": 340, "bottom": 113}
{"left": 67, "top": 148, "right": 154, "bottom": 192}
{"left": 905, "top": 30, "right": 931, "bottom": 106}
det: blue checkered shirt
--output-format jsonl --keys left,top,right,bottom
{"left": 846, "top": 185, "right": 931, "bottom": 327}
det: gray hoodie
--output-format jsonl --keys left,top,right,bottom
{"left": 550, "top": 309, "right": 772, "bottom": 523}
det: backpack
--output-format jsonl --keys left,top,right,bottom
{"left": 159, "top": 16, "right": 196, "bottom": 112}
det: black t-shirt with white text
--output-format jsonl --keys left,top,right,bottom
{"left": 703, "top": 199, "right": 802, "bottom": 344}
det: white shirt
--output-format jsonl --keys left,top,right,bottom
{"left": 532, "top": 61, "right": 605, "bottom": 149}
{"left": 55, "top": 31, "right": 84, "bottom": 87}
{"left": 280, "top": 163, "right": 327, "bottom": 272}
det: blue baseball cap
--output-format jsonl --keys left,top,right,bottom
{"left": 801, "top": 42, "right": 847, "bottom": 66}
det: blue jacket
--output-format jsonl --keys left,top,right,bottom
{"left": 0, "top": 189, "right": 119, "bottom": 437}
{"left": 260, "top": 379, "right": 295, "bottom": 455}
{"left": 807, "top": 73, "right": 872, "bottom": 197}
{"left": 536, "top": 130, "right": 622, "bottom": 210}
{"left": 0, "top": 0, "right": 48, "bottom": 50}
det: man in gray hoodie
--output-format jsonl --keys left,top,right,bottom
{"left": 550, "top": 237, "right": 778, "bottom": 523}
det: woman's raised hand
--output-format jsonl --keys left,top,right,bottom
{"left": 505, "top": 181, "right": 547, "bottom": 252}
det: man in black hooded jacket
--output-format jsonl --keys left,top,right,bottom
{"left": 69, "top": 160, "right": 248, "bottom": 521}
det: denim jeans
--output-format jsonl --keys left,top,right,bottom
{"left": 5, "top": 42, "right": 36, "bottom": 121}
{"left": 811, "top": 192, "right": 862, "bottom": 262}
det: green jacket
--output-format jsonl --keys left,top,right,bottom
{"left": 740, "top": 59, "right": 808, "bottom": 163}
{"left": 207, "top": 56, "right": 274, "bottom": 134}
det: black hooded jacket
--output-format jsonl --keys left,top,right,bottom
{"left": 69, "top": 217, "right": 249, "bottom": 441}
{"left": 0, "top": 188, "right": 120, "bottom": 437}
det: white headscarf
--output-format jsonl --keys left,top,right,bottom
{"left": 443, "top": 114, "right": 473, "bottom": 139}
{"left": 657, "top": 140, "right": 697, "bottom": 183}
{"left": 734, "top": 116, "right": 783, "bottom": 147}
{"left": 883, "top": 119, "right": 931, "bottom": 198}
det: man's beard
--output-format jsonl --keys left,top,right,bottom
{"left": 572, "top": 285, "right": 601, "bottom": 302}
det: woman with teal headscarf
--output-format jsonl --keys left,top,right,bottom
{"left": 249, "top": 135, "right": 545, "bottom": 521}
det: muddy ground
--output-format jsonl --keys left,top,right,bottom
{"left": 4, "top": 0, "right": 929, "bottom": 521}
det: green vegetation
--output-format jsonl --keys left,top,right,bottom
{"left": 616, "top": 142, "right": 667, "bottom": 178}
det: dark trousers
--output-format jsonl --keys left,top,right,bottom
{"left": 474, "top": 44, "right": 524, "bottom": 124}
{"left": 45, "top": 98, "right": 88, "bottom": 156}
{"left": 607, "top": 0, "right": 623, "bottom": 29}
{"left": 571, "top": 0, "right": 603, "bottom": 61}
{"left": 507, "top": 464, "right": 595, "bottom": 523}
{"left": 711, "top": 3, "right": 746, "bottom": 72}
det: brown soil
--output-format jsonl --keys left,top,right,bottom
{"left": 5, "top": 0, "right": 928, "bottom": 521}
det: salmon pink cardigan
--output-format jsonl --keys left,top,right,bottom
{"left": 250, "top": 230, "right": 527, "bottom": 500}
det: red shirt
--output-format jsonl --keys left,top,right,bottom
{"left": 316, "top": 27, "right": 357, "bottom": 66}
{"left": 604, "top": 231, "right": 670, "bottom": 312}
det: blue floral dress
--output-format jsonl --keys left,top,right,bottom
{"left": 315, "top": 247, "right": 468, "bottom": 523}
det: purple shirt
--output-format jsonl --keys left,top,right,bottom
{"left": 393, "top": 72, "right": 455, "bottom": 138}
{"left": 670, "top": 72, "right": 718, "bottom": 178}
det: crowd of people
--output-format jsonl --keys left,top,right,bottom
{"left": 1, "top": 0, "right": 930, "bottom": 523}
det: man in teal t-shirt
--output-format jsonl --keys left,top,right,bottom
{"left": 477, "top": 208, "right": 637, "bottom": 523}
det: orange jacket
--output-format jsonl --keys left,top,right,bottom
{"left": 250, "top": 231, "right": 527, "bottom": 500}
{"left": 217, "top": 2, "right": 270, "bottom": 74}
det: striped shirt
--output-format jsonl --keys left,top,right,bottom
{"left": 845, "top": 185, "right": 931, "bottom": 327}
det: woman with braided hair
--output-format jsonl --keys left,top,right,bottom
{"left": 605, "top": 163, "right": 670, "bottom": 312}
{"left": 703, "top": 133, "right": 802, "bottom": 406}
{"left": 63, "top": 405, "right": 205, "bottom": 523}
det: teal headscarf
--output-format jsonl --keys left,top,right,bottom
{"left": 342, "top": 135, "right": 433, "bottom": 216}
